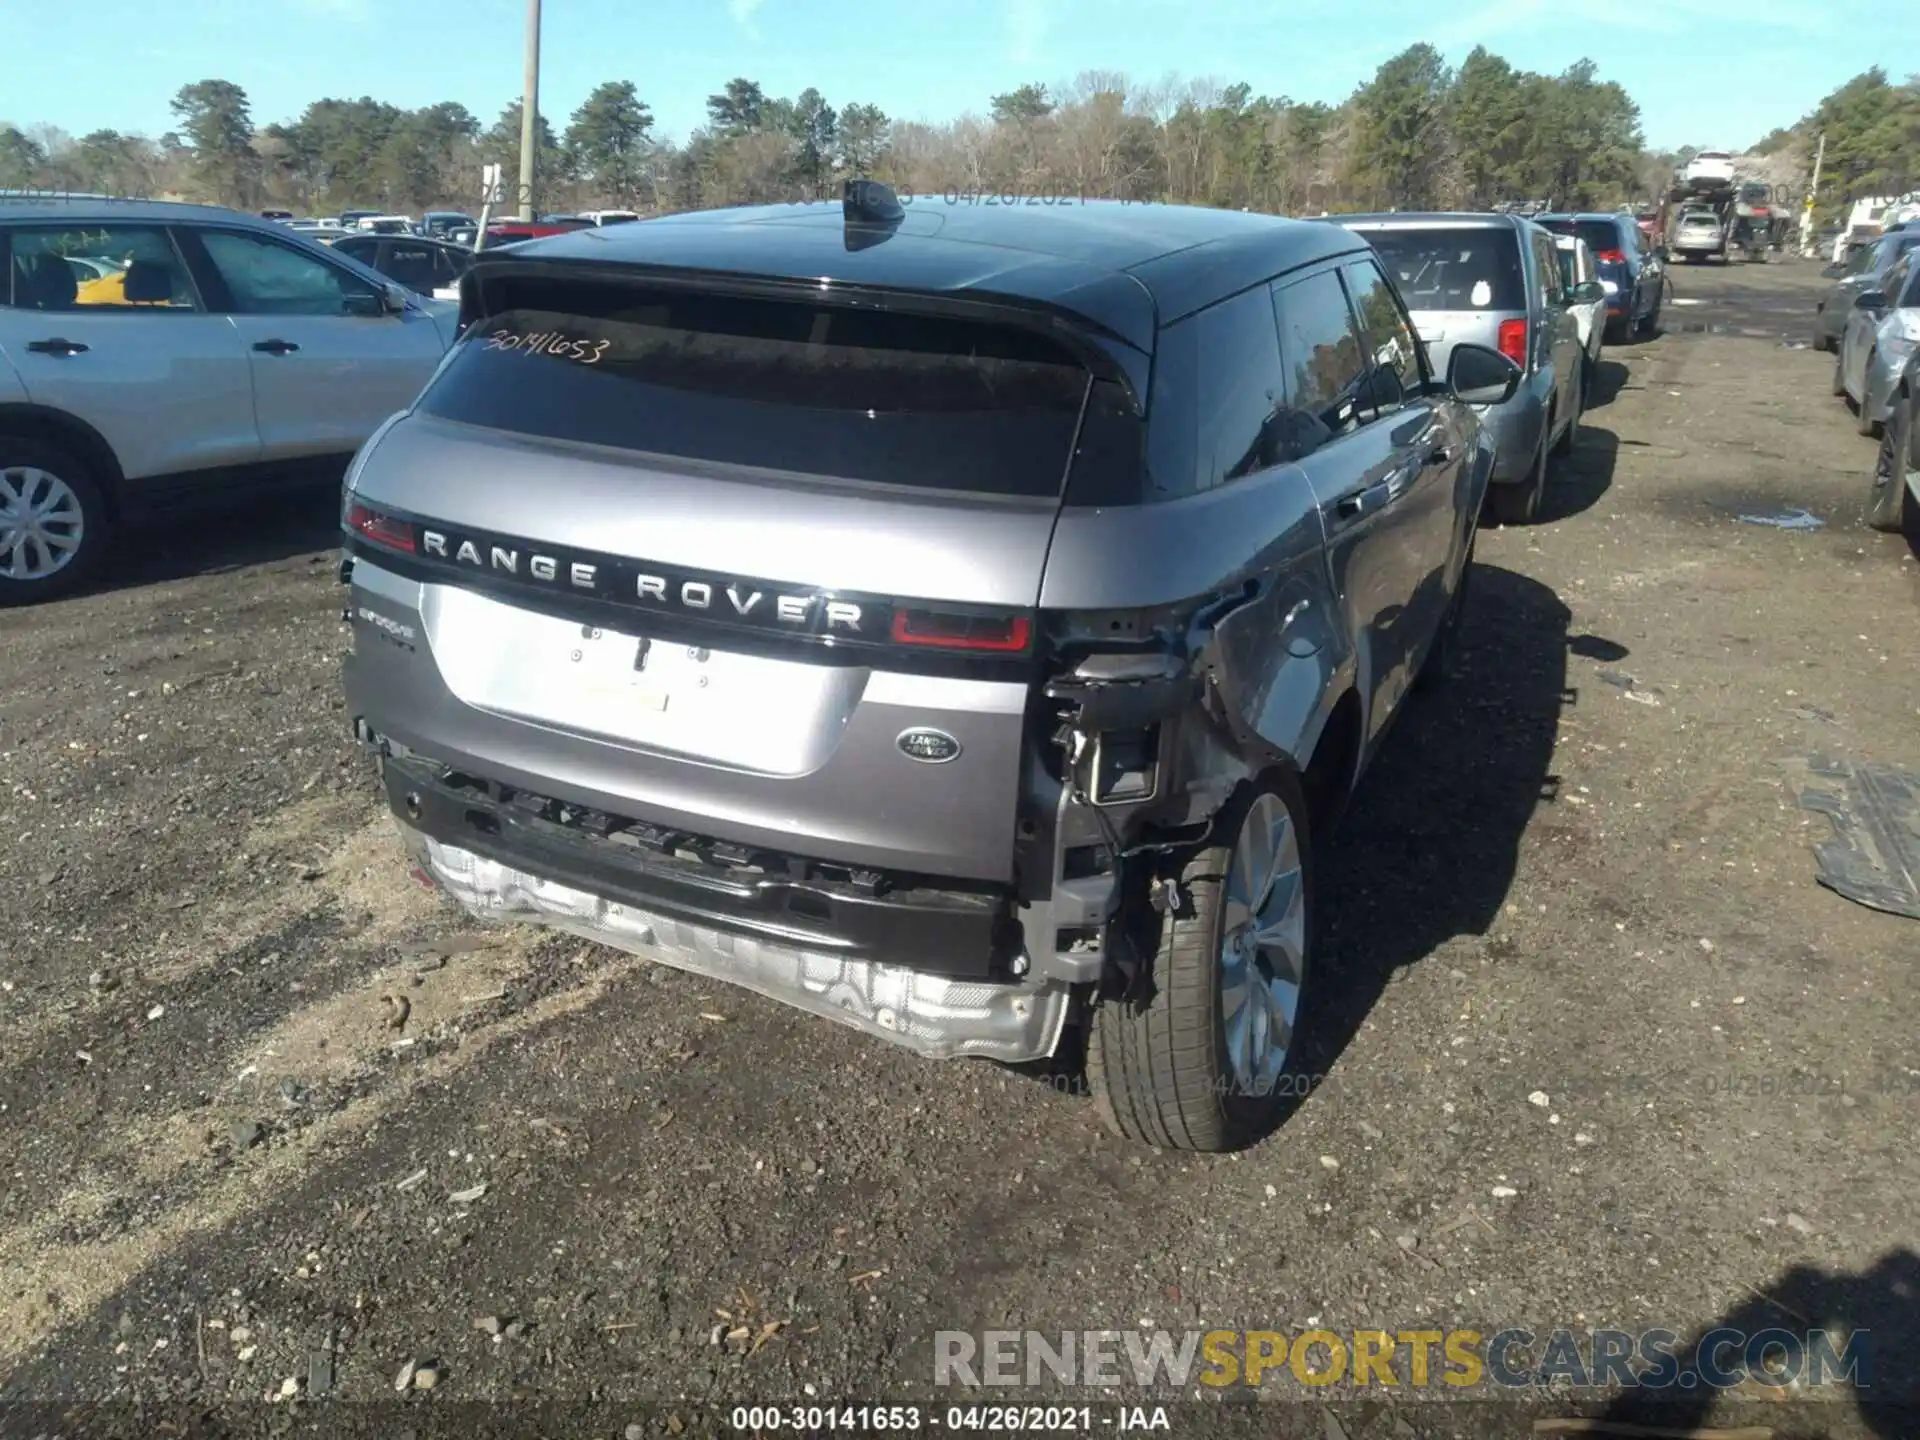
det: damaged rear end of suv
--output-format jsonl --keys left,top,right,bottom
{"left": 339, "top": 182, "right": 1511, "bottom": 1151}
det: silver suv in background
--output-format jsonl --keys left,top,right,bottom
{"left": 339, "top": 183, "right": 1521, "bottom": 1152}
{"left": 1321, "top": 212, "right": 1595, "bottom": 525}
{"left": 0, "top": 198, "right": 457, "bottom": 602}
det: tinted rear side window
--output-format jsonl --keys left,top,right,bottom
{"left": 1360, "top": 227, "right": 1524, "bottom": 312}
{"left": 420, "top": 277, "right": 1092, "bottom": 499}
{"left": 1270, "top": 268, "right": 1369, "bottom": 460}
{"left": 1143, "top": 285, "right": 1287, "bottom": 500}
{"left": 1539, "top": 219, "right": 1626, "bottom": 257}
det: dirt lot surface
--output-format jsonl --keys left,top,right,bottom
{"left": 1, "top": 258, "right": 1916, "bottom": 1438}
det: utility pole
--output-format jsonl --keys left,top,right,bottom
{"left": 1800, "top": 131, "right": 1825, "bottom": 259}
{"left": 518, "top": 0, "right": 541, "bottom": 221}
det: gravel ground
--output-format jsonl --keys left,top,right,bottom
{"left": 1, "top": 257, "right": 1915, "bottom": 1439}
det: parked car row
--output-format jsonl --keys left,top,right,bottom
{"left": 1820, "top": 242, "right": 1920, "bottom": 542}
{"left": 1312, "top": 207, "right": 1662, "bottom": 524}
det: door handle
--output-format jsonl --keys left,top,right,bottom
{"left": 1333, "top": 480, "right": 1393, "bottom": 521}
{"left": 253, "top": 339, "right": 300, "bottom": 355}
{"left": 26, "top": 338, "right": 88, "bottom": 356}
{"left": 1424, "top": 444, "right": 1452, "bottom": 467}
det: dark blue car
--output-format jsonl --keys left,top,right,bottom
{"left": 1537, "top": 213, "right": 1665, "bottom": 341}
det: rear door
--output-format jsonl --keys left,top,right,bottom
{"left": 1527, "top": 225, "right": 1581, "bottom": 416}
{"left": 0, "top": 221, "right": 259, "bottom": 481}
{"left": 1272, "top": 264, "right": 1438, "bottom": 747}
{"left": 186, "top": 225, "right": 447, "bottom": 461}
{"left": 1341, "top": 255, "right": 1464, "bottom": 667}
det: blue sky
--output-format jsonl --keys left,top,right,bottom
{"left": 0, "top": 0, "right": 1905, "bottom": 154}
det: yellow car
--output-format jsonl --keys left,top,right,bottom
{"left": 73, "top": 262, "right": 189, "bottom": 307}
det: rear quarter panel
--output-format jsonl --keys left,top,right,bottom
{"left": 1041, "top": 465, "right": 1353, "bottom": 772}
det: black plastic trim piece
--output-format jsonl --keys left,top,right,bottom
{"left": 381, "top": 752, "right": 1014, "bottom": 979}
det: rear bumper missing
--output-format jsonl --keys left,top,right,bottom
{"left": 378, "top": 749, "right": 1073, "bottom": 1062}
{"left": 398, "top": 825, "right": 1072, "bottom": 1063}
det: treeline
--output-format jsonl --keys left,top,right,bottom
{"left": 1749, "top": 68, "right": 1920, "bottom": 207}
{"left": 0, "top": 48, "right": 1911, "bottom": 221}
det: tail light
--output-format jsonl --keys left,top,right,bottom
{"left": 1595, "top": 248, "right": 1627, "bottom": 265}
{"left": 347, "top": 502, "right": 416, "bottom": 554}
{"left": 1496, "top": 318, "right": 1528, "bottom": 367}
{"left": 891, "top": 608, "right": 1033, "bottom": 654}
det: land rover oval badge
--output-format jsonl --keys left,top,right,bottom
{"left": 897, "top": 728, "right": 962, "bottom": 764}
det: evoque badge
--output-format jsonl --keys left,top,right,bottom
{"left": 896, "top": 728, "right": 962, "bottom": 764}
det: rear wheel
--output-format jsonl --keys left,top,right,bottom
{"left": 1553, "top": 371, "right": 1583, "bottom": 457}
{"left": 1486, "top": 423, "right": 1548, "bottom": 526}
{"left": 1868, "top": 392, "right": 1914, "bottom": 534}
{"left": 1855, "top": 356, "right": 1882, "bottom": 437}
{"left": 1415, "top": 542, "right": 1473, "bottom": 692}
{"left": 0, "top": 439, "right": 111, "bottom": 607}
{"left": 1088, "top": 773, "right": 1312, "bottom": 1153}
{"left": 1637, "top": 286, "right": 1663, "bottom": 337}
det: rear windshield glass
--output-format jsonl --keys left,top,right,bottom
{"left": 1359, "top": 227, "right": 1523, "bottom": 312}
{"left": 1539, "top": 219, "right": 1624, "bottom": 256}
{"left": 421, "top": 277, "right": 1092, "bottom": 498}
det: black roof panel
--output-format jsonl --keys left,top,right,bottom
{"left": 485, "top": 200, "right": 1368, "bottom": 350}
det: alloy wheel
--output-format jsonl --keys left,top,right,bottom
{"left": 1218, "top": 791, "right": 1307, "bottom": 1095}
{"left": 0, "top": 466, "right": 86, "bottom": 582}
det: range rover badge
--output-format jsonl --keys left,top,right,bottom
{"left": 896, "top": 728, "right": 961, "bottom": 764}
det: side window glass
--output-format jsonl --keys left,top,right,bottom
{"left": 1269, "top": 268, "right": 1370, "bottom": 462}
{"left": 1533, "top": 233, "right": 1563, "bottom": 305}
{"left": 1342, "top": 260, "right": 1423, "bottom": 414}
{"left": 1881, "top": 252, "right": 1911, "bottom": 303}
{"left": 434, "top": 245, "right": 466, "bottom": 287}
{"left": 199, "top": 230, "right": 379, "bottom": 317}
{"left": 1194, "top": 287, "right": 1288, "bottom": 489}
{"left": 383, "top": 243, "right": 439, "bottom": 292}
{"left": 1143, "top": 287, "right": 1287, "bottom": 499}
{"left": 4, "top": 225, "right": 200, "bottom": 311}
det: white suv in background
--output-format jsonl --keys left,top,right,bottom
{"left": 0, "top": 197, "right": 458, "bottom": 603}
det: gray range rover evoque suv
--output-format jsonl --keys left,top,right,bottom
{"left": 340, "top": 182, "right": 1521, "bottom": 1151}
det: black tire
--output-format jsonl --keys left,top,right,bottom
{"left": 1088, "top": 770, "right": 1314, "bottom": 1153}
{"left": 0, "top": 438, "right": 112, "bottom": 607}
{"left": 1415, "top": 542, "right": 1473, "bottom": 692}
{"left": 1553, "top": 371, "right": 1582, "bottom": 458}
{"left": 1637, "top": 288, "right": 1662, "bottom": 337}
{"left": 1855, "top": 356, "right": 1881, "bottom": 437}
{"left": 1867, "top": 396, "right": 1910, "bottom": 533}
{"left": 1486, "top": 423, "right": 1548, "bottom": 526}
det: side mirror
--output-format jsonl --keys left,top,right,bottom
{"left": 1447, "top": 342, "right": 1522, "bottom": 407}
{"left": 1853, "top": 289, "right": 1887, "bottom": 311}
{"left": 1820, "top": 263, "right": 1845, "bottom": 279}
{"left": 381, "top": 282, "right": 411, "bottom": 314}
{"left": 1571, "top": 279, "right": 1606, "bottom": 304}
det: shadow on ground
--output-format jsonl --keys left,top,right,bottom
{"left": 92, "top": 480, "right": 343, "bottom": 598}
{"left": 1290, "top": 564, "right": 1584, "bottom": 1113}
{"left": 1538, "top": 423, "right": 1618, "bottom": 524}
{"left": 1586, "top": 1248, "right": 1920, "bottom": 1436}
{"left": 1586, "top": 358, "right": 1632, "bottom": 410}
